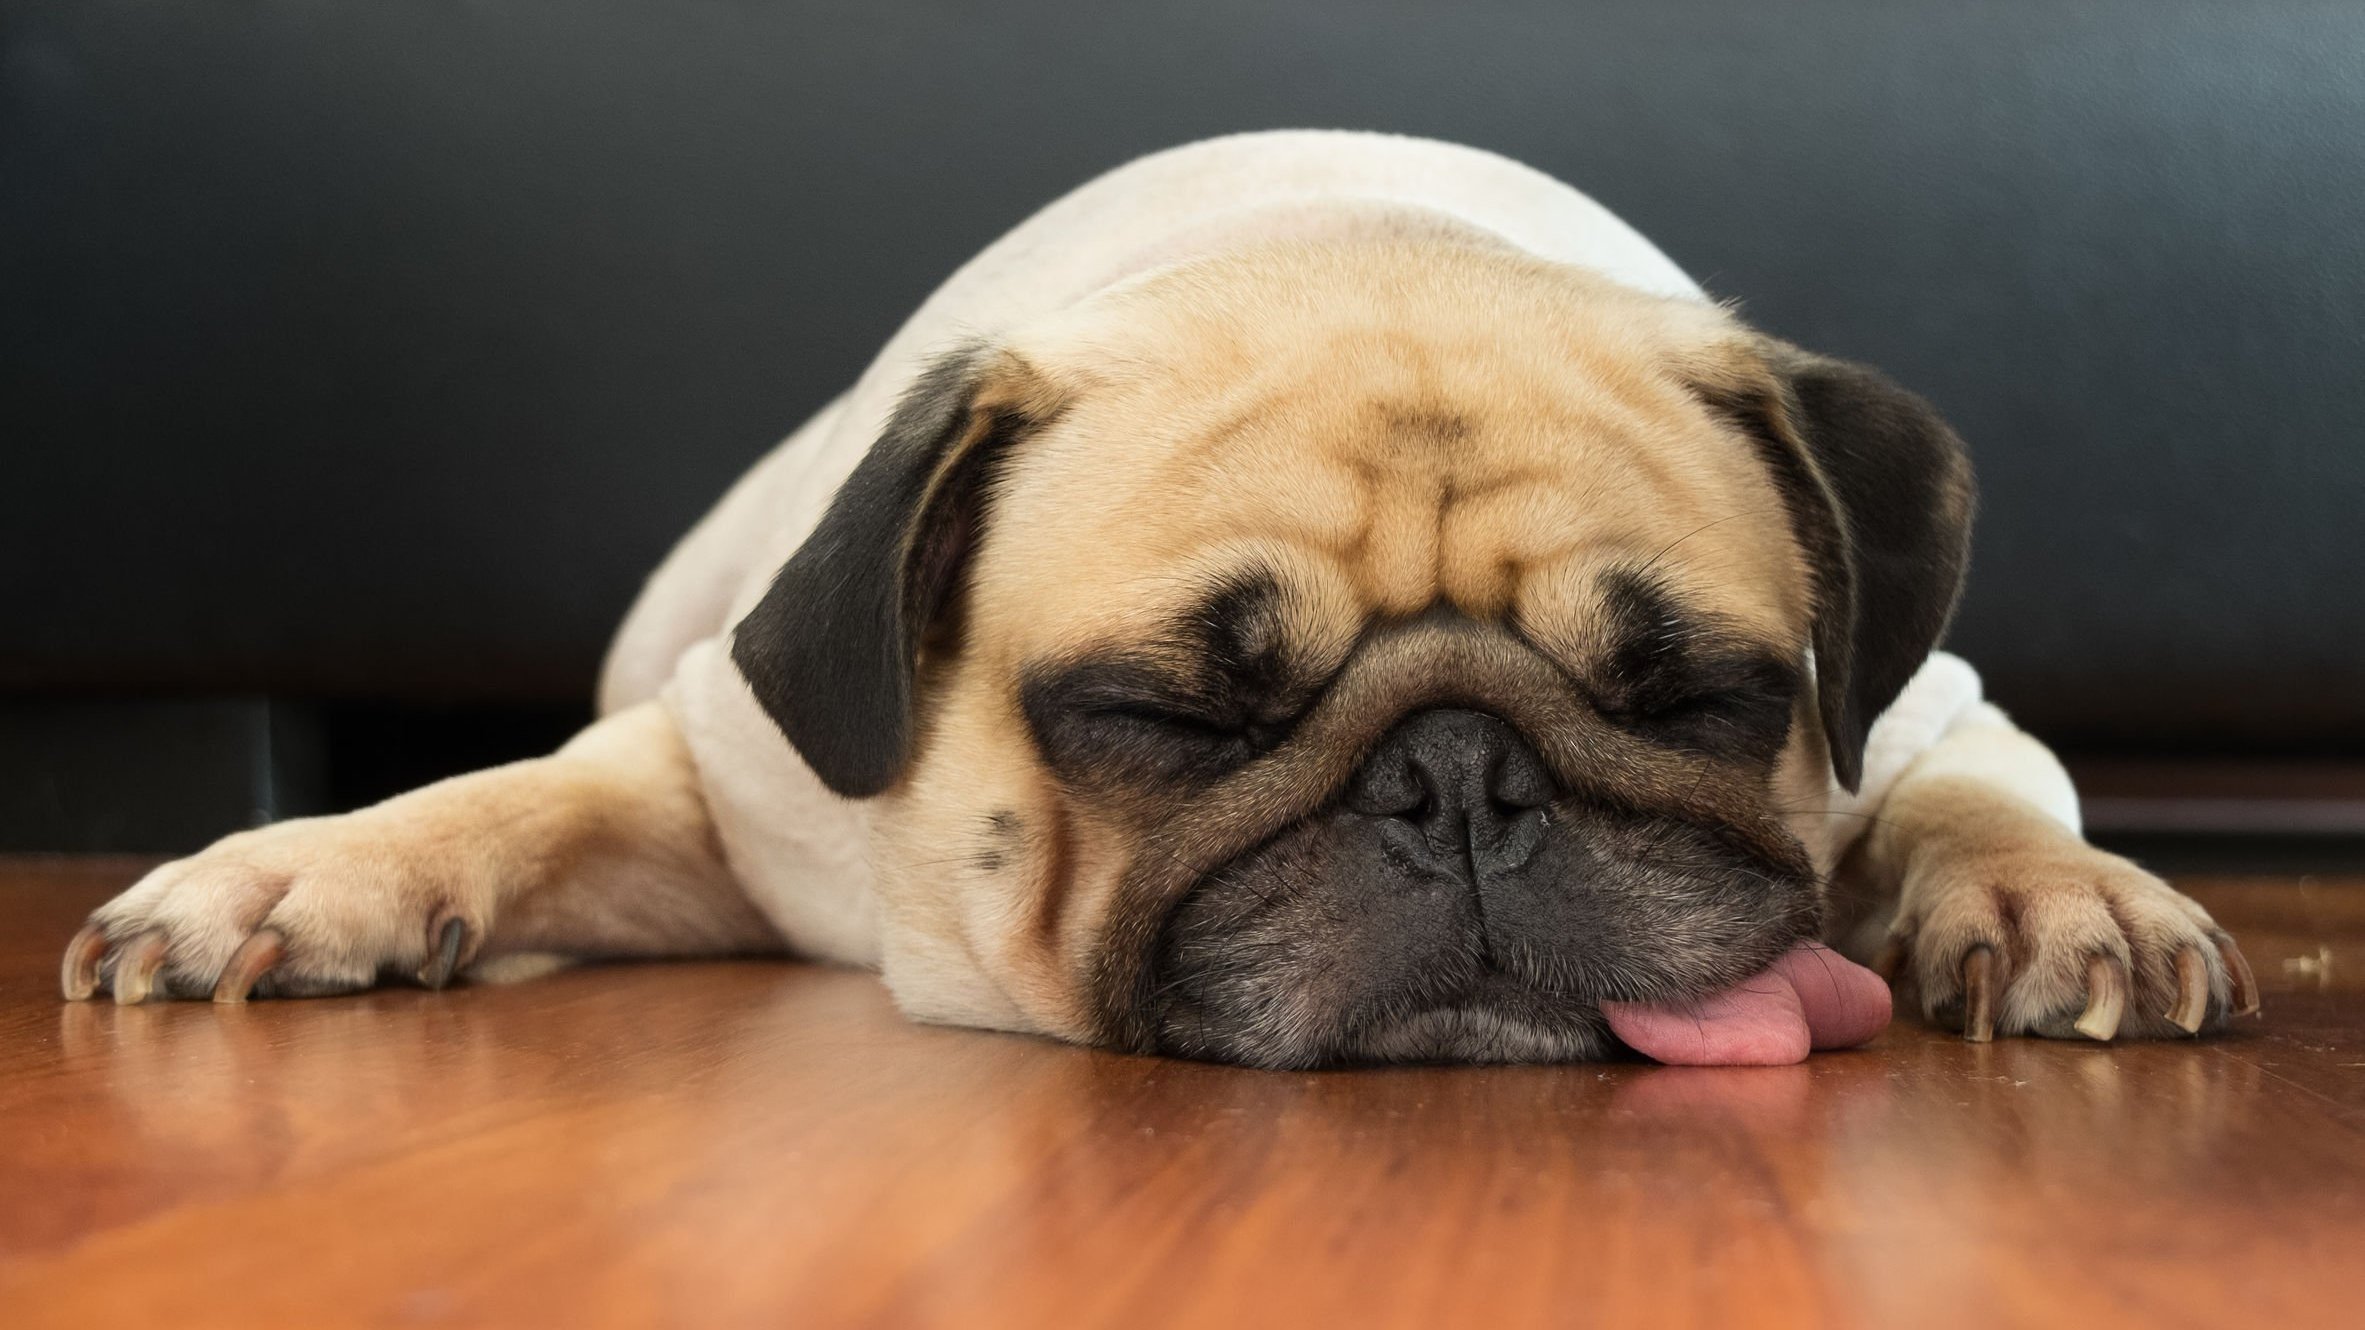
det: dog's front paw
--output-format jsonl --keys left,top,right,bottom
{"left": 1877, "top": 841, "right": 2260, "bottom": 1042}
{"left": 62, "top": 812, "right": 487, "bottom": 1004}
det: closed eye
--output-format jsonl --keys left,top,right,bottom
{"left": 1084, "top": 702, "right": 1243, "bottom": 741}
{"left": 1081, "top": 700, "right": 1297, "bottom": 759}
{"left": 1601, "top": 674, "right": 1797, "bottom": 765}
{"left": 1022, "top": 659, "right": 1286, "bottom": 790}
{"left": 1587, "top": 569, "right": 1802, "bottom": 766}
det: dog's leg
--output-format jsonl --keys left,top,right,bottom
{"left": 1837, "top": 709, "right": 2259, "bottom": 1041}
{"left": 61, "top": 701, "right": 783, "bottom": 1003}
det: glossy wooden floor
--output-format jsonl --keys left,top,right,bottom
{"left": 3, "top": 858, "right": 2362, "bottom": 1328}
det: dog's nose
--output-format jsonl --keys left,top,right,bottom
{"left": 1347, "top": 708, "right": 1557, "bottom": 870}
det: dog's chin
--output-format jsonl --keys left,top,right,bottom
{"left": 1341, "top": 984, "right": 1617, "bottom": 1066}
{"left": 1153, "top": 969, "right": 1619, "bottom": 1069}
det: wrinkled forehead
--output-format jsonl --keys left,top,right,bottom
{"left": 969, "top": 266, "right": 1811, "bottom": 665}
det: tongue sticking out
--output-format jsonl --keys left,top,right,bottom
{"left": 1599, "top": 943, "right": 1893, "bottom": 1066}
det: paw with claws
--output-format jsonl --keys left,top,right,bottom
{"left": 1873, "top": 840, "right": 2259, "bottom": 1042}
{"left": 61, "top": 812, "right": 491, "bottom": 1005}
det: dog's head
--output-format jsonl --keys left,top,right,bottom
{"left": 732, "top": 239, "right": 1971, "bottom": 1066}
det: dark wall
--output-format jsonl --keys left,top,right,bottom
{"left": 6, "top": 0, "right": 2364, "bottom": 752}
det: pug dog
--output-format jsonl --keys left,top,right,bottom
{"left": 62, "top": 131, "right": 2258, "bottom": 1067}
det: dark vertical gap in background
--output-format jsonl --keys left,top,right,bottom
{"left": 0, "top": 698, "right": 585, "bottom": 853}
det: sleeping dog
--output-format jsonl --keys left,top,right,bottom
{"left": 62, "top": 132, "right": 2258, "bottom": 1066}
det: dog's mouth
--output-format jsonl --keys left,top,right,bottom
{"left": 1142, "top": 797, "right": 1832, "bottom": 1069}
{"left": 1153, "top": 939, "right": 1889, "bottom": 1068}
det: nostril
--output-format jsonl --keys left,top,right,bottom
{"left": 1487, "top": 749, "right": 1556, "bottom": 813}
{"left": 1349, "top": 755, "right": 1432, "bottom": 820}
{"left": 1393, "top": 779, "right": 1441, "bottom": 827}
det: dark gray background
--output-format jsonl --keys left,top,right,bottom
{"left": 5, "top": 0, "right": 2363, "bottom": 761}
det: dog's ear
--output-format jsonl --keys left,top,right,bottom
{"left": 1690, "top": 340, "right": 1975, "bottom": 791}
{"left": 731, "top": 344, "right": 1059, "bottom": 797}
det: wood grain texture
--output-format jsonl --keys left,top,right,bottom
{"left": 3, "top": 855, "right": 2361, "bottom": 1328}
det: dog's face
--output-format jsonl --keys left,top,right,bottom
{"left": 734, "top": 239, "right": 1972, "bottom": 1066}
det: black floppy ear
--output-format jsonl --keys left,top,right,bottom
{"left": 1695, "top": 341, "right": 1976, "bottom": 791}
{"left": 730, "top": 345, "right": 1053, "bottom": 797}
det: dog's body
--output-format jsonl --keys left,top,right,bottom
{"left": 65, "top": 132, "right": 2256, "bottom": 1063}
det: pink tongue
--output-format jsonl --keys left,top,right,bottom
{"left": 1600, "top": 943, "right": 1893, "bottom": 1066}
